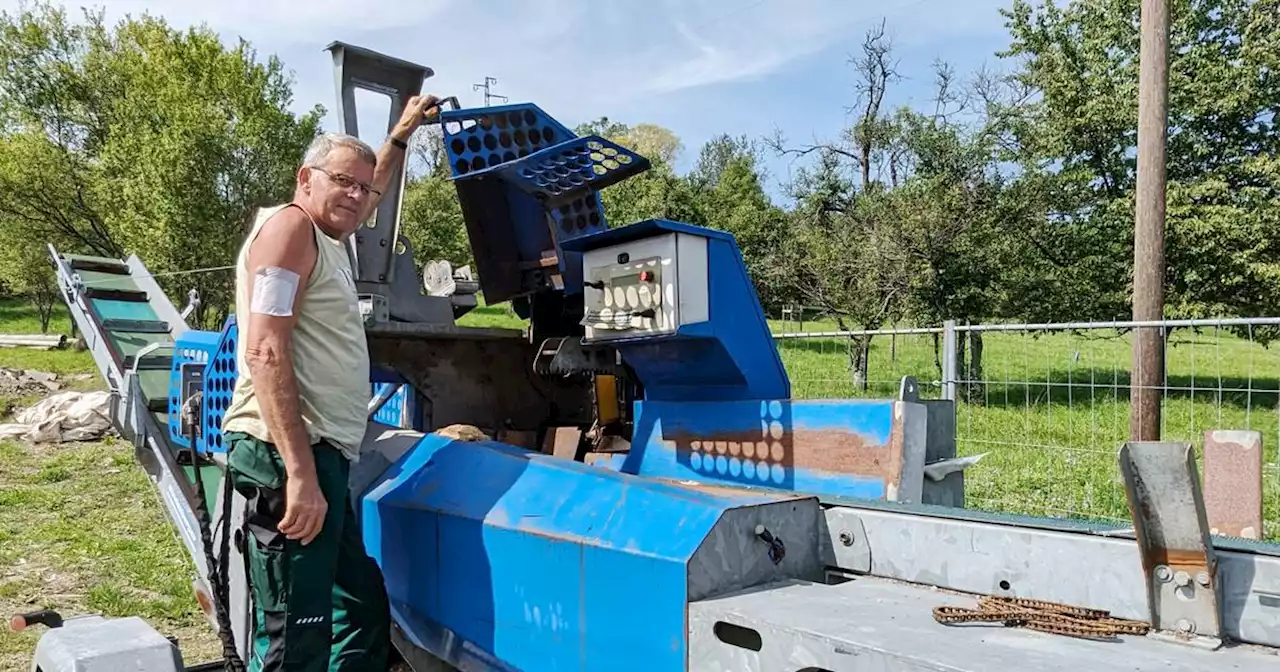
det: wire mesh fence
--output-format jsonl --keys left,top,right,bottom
{"left": 770, "top": 314, "right": 1280, "bottom": 541}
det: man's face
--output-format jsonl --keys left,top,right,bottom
{"left": 301, "top": 146, "right": 377, "bottom": 235}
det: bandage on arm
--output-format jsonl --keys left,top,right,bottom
{"left": 251, "top": 266, "right": 302, "bottom": 317}
{"left": 241, "top": 206, "right": 318, "bottom": 479}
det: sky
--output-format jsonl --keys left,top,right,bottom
{"left": 1, "top": 0, "right": 1021, "bottom": 202}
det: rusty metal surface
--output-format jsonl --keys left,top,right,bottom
{"left": 1204, "top": 430, "right": 1265, "bottom": 540}
{"left": 1119, "top": 441, "right": 1223, "bottom": 643}
{"left": 367, "top": 333, "right": 595, "bottom": 435}
{"left": 610, "top": 399, "right": 928, "bottom": 503}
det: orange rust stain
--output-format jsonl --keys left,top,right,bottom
{"left": 665, "top": 427, "right": 897, "bottom": 482}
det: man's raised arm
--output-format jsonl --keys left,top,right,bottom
{"left": 361, "top": 94, "right": 442, "bottom": 222}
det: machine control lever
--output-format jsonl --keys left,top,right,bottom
{"left": 755, "top": 524, "right": 786, "bottom": 565}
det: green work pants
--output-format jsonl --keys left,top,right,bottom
{"left": 225, "top": 432, "right": 391, "bottom": 672}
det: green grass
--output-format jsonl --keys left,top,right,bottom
{"left": 0, "top": 437, "right": 220, "bottom": 669}
{"left": 777, "top": 326, "right": 1280, "bottom": 538}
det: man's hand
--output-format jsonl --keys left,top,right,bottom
{"left": 279, "top": 468, "right": 328, "bottom": 545}
{"left": 364, "top": 93, "right": 443, "bottom": 222}
{"left": 390, "top": 94, "right": 442, "bottom": 143}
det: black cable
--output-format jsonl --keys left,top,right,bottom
{"left": 184, "top": 393, "right": 246, "bottom": 671}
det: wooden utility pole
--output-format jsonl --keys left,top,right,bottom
{"left": 1131, "top": 0, "right": 1171, "bottom": 441}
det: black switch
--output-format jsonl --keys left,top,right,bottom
{"left": 617, "top": 253, "right": 630, "bottom": 264}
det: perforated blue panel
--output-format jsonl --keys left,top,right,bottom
{"left": 201, "top": 316, "right": 239, "bottom": 454}
{"left": 441, "top": 103, "right": 653, "bottom": 301}
{"left": 441, "top": 103, "right": 575, "bottom": 179}
{"left": 371, "top": 382, "right": 410, "bottom": 428}
{"left": 168, "top": 329, "right": 222, "bottom": 449}
{"left": 503, "top": 136, "right": 646, "bottom": 203}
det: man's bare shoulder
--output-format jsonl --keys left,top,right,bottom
{"left": 249, "top": 206, "right": 317, "bottom": 269}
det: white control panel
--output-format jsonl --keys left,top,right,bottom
{"left": 581, "top": 232, "right": 708, "bottom": 342}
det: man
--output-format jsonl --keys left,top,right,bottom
{"left": 220, "top": 94, "right": 440, "bottom": 671}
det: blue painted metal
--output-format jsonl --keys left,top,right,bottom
{"left": 167, "top": 329, "right": 221, "bottom": 450}
{"left": 440, "top": 103, "right": 652, "bottom": 303}
{"left": 370, "top": 382, "right": 415, "bottom": 429}
{"left": 360, "top": 434, "right": 789, "bottom": 671}
{"left": 593, "top": 399, "right": 910, "bottom": 502}
{"left": 200, "top": 317, "right": 238, "bottom": 454}
{"left": 562, "top": 219, "right": 790, "bottom": 403}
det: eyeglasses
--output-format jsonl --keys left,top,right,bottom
{"left": 311, "top": 166, "right": 381, "bottom": 198}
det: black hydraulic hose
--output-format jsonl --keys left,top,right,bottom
{"left": 184, "top": 393, "right": 246, "bottom": 672}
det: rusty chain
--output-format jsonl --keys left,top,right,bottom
{"left": 933, "top": 595, "right": 1150, "bottom": 640}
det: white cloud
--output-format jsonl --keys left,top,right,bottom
{"left": 635, "top": 0, "right": 1014, "bottom": 94}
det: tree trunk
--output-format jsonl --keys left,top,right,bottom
{"left": 848, "top": 333, "right": 872, "bottom": 393}
{"left": 965, "top": 331, "right": 985, "bottom": 403}
{"left": 30, "top": 282, "right": 56, "bottom": 334}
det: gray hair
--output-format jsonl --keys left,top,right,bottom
{"left": 302, "top": 132, "right": 377, "bottom": 168}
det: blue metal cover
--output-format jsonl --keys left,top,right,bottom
{"left": 568, "top": 219, "right": 790, "bottom": 403}
{"left": 360, "top": 434, "right": 787, "bottom": 671}
{"left": 370, "top": 382, "right": 415, "bottom": 429}
{"left": 167, "top": 329, "right": 222, "bottom": 450}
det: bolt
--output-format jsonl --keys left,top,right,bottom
{"left": 1155, "top": 565, "right": 1172, "bottom": 582}
{"left": 838, "top": 531, "right": 854, "bottom": 547}
{"left": 1196, "top": 571, "right": 1211, "bottom": 587}
{"left": 1174, "top": 570, "right": 1192, "bottom": 587}
{"left": 1176, "top": 619, "right": 1195, "bottom": 634}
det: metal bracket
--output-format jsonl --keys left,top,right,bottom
{"left": 819, "top": 507, "right": 872, "bottom": 573}
{"left": 1119, "top": 441, "right": 1223, "bottom": 647}
{"left": 325, "top": 41, "right": 454, "bottom": 326}
{"left": 533, "top": 337, "right": 619, "bottom": 377}
{"left": 898, "top": 375, "right": 919, "bottom": 403}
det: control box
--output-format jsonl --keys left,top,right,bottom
{"left": 581, "top": 232, "right": 708, "bottom": 342}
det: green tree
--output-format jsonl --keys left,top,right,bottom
{"left": 694, "top": 136, "right": 793, "bottom": 312}
{"left": 998, "top": 0, "right": 1280, "bottom": 325}
{"left": 0, "top": 2, "right": 323, "bottom": 328}
{"left": 574, "top": 118, "right": 705, "bottom": 227}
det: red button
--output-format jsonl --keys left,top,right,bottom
{"left": 639, "top": 271, "right": 653, "bottom": 282}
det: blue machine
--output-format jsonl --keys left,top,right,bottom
{"left": 152, "top": 46, "right": 929, "bottom": 670}
{"left": 36, "top": 40, "right": 1280, "bottom": 672}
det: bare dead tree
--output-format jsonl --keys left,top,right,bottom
{"left": 766, "top": 19, "right": 901, "bottom": 194}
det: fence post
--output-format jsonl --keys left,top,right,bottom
{"left": 942, "top": 320, "right": 958, "bottom": 402}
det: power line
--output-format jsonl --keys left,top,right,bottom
{"left": 78, "top": 264, "right": 235, "bottom": 287}
{"left": 472, "top": 76, "right": 507, "bottom": 106}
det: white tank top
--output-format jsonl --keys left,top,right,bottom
{"left": 221, "top": 203, "right": 369, "bottom": 461}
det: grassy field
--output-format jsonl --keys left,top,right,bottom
{"left": 0, "top": 299, "right": 221, "bottom": 669}
{"left": 775, "top": 323, "right": 1280, "bottom": 535}
{"left": 2, "top": 296, "right": 1279, "bottom": 667}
